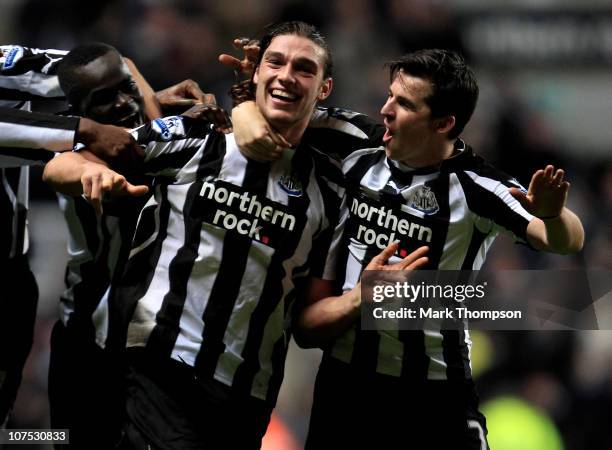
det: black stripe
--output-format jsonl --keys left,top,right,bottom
{"left": 65, "top": 198, "right": 108, "bottom": 329}
{"left": 141, "top": 146, "right": 199, "bottom": 175}
{"left": 0, "top": 170, "right": 15, "bottom": 258}
{"left": 441, "top": 330, "right": 472, "bottom": 381}
{"left": 400, "top": 172, "right": 451, "bottom": 380}
{"left": 195, "top": 157, "right": 270, "bottom": 378}
{"left": 106, "top": 185, "right": 172, "bottom": 352}
{"left": 231, "top": 147, "right": 313, "bottom": 397}
{"left": 350, "top": 243, "right": 383, "bottom": 372}
{"left": 145, "top": 182, "right": 206, "bottom": 358}
{"left": 0, "top": 87, "right": 63, "bottom": 102}
{"left": 461, "top": 225, "right": 488, "bottom": 270}
{"left": 0, "top": 106, "right": 77, "bottom": 130}
{"left": 344, "top": 151, "right": 384, "bottom": 188}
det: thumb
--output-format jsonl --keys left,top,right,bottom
{"left": 125, "top": 183, "right": 149, "bottom": 197}
{"left": 167, "top": 97, "right": 197, "bottom": 106}
{"left": 508, "top": 187, "right": 528, "bottom": 205}
{"left": 218, "top": 54, "right": 241, "bottom": 70}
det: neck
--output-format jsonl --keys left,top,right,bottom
{"left": 277, "top": 120, "right": 309, "bottom": 147}
{"left": 399, "top": 139, "right": 455, "bottom": 168}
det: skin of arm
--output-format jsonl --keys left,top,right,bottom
{"left": 509, "top": 165, "right": 585, "bottom": 254}
{"left": 124, "top": 57, "right": 162, "bottom": 120}
{"left": 294, "top": 243, "right": 429, "bottom": 349}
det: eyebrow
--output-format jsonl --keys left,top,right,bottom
{"left": 264, "top": 51, "right": 319, "bottom": 72}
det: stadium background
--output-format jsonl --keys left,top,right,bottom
{"left": 2, "top": 0, "right": 611, "bottom": 448}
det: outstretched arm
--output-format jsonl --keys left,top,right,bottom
{"left": 510, "top": 165, "right": 584, "bottom": 254}
{"left": 43, "top": 151, "right": 148, "bottom": 215}
{"left": 294, "top": 243, "right": 429, "bottom": 348}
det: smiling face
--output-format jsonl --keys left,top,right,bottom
{"left": 253, "top": 34, "right": 332, "bottom": 144}
{"left": 380, "top": 71, "right": 454, "bottom": 167}
{"left": 73, "top": 51, "right": 145, "bottom": 129}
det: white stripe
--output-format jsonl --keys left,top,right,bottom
{"left": 0, "top": 121, "right": 74, "bottom": 152}
{"left": 309, "top": 110, "right": 369, "bottom": 139}
{"left": 467, "top": 419, "right": 487, "bottom": 450}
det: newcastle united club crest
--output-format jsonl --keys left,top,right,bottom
{"left": 407, "top": 185, "right": 439, "bottom": 215}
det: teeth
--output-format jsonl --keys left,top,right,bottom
{"left": 271, "top": 89, "right": 297, "bottom": 100}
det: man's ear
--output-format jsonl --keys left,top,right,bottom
{"left": 317, "top": 77, "right": 332, "bottom": 101}
{"left": 434, "top": 115, "right": 456, "bottom": 135}
{"left": 253, "top": 66, "right": 259, "bottom": 85}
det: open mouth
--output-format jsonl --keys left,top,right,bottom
{"left": 270, "top": 88, "right": 298, "bottom": 103}
{"left": 383, "top": 127, "right": 394, "bottom": 143}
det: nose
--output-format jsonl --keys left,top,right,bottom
{"left": 380, "top": 97, "right": 394, "bottom": 119}
{"left": 277, "top": 64, "right": 296, "bottom": 85}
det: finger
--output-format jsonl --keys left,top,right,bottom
{"left": 529, "top": 169, "right": 546, "bottom": 192}
{"left": 399, "top": 246, "right": 429, "bottom": 269}
{"left": 543, "top": 165, "right": 555, "bottom": 179}
{"left": 244, "top": 44, "right": 260, "bottom": 63}
{"left": 110, "top": 174, "right": 127, "bottom": 195}
{"left": 552, "top": 169, "right": 564, "bottom": 186}
{"left": 90, "top": 174, "right": 103, "bottom": 216}
{"left": 125, "top": 183, "right": 150, "bottom": 197}
{"left": 233, "top": 37, "right": 251, "bottom": 49}
{"left": 218, "top": 54, "right": 242, "bottom": 70}
{"left": 184, "top": 83, "right": 206, "bottom": 104}
{"left": 560, "top": 181, "right": 570, "bottom": 196}
{"left": 268, "top": 129, "right": 292, "bottom": 149}
{"left": 404, "top": 257, "right": 429, "bottom": 271}
{"left": 371, "top": 241, "right": 400, "bottom": 266}
{"left": 166, "top": 97, "right": 197, "bottom": 106}
{"left": 204, "top": 93, "right": 217, "bottom": 105}
{"left": 101, "top": 171, "right": 114, "bottom": 192}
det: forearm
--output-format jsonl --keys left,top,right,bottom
{"left": 124, "top": 57, "right": 162, "bottom": 120}
{"left": 528, "top": 208, "right": 585, "bottom": 254}
{"left": 295, "top": 286, "right": 361, "bottom": 349}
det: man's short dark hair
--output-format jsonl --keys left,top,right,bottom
{"left": 387, "top": 49, "right": 479, "bottom": 139}
{"left": 57, "top": 42, "right": 119, "bottom": 105}
{"left": 257, "top": 21, "right": 333, "bottom": 79}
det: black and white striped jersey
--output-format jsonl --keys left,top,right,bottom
{"left": 57, "top": 191, "right": 150, "bottom": 328}
{"left": 0, "top": 45, "right": 70, "bottom": 259}
{"left": 328, "top": 142, "right": 534, "bottom": 381}
{"left": 96, "top": 110, "right": 381, "bottom": 403}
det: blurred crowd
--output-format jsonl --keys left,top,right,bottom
{"left": 2, "top": 0, "right": 611, "bottom": 449}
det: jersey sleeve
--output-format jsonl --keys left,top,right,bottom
{"left": 457, "top": 162, "right": 534, "bottom": 244}
{"left": 304, "top": 106, "right": 385, "bottom": 162}
{"left": 0, "top": 45, "right": 66, "bottom": 99}
{"left": 130, "top": 115, "right": 214, "bottom": 182}
{"left": 0, "top": 107, "right": 77, "bottom": 165}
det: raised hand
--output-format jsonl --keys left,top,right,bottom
{"left": 218, "top": 38, "right": 260, "bottom": 79}
{"left": 509, "top": 165, "right": 570, "bottom": 219}
{"left": 182, "top": 103, "right": 232, "bottom": 133}
{"left": 156, "top": 79, "right": 216, "bottom": 109}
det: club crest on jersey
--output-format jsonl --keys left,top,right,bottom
{"left": 278, "top": 174, "right": 303, "bottom": 197}
{"left": 2, "top": 46, "right": 24, "bottom": 71}
{"left": 407, "top": 186, "right": 439, "bottom": 215}
{"left": 152, "top": 116, "right": 185, "bottom": 141}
